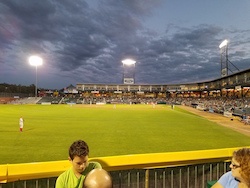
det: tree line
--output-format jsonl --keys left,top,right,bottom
{"left": 0, "top": 83, "right": 35, "bottom": 94}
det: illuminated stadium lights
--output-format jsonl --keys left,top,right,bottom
{"left": 122, "top": 59, "right": 136, "bottom": 66}
{"left": 219, "top": 39, "right": 229, "bottom": 77}
{"left": 219, "top": 39, "right": 228, "bottom": 49}
{"left": 122, "top": 59, "right": 136, "bottom": 84}
{"left": 29, "top": 55, "right": 43, "bottom": 98}
{"left": 219, "top": 39, "right": 239, "bottom": 77}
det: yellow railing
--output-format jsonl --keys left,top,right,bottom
{"left": 0, "top": 146, "right": 247, "bottom": 183}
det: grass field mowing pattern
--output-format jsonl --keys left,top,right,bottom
{"left": 0, "top": 104, "right": 250, "bottom": 164}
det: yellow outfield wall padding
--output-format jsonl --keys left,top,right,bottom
{"left": 6, "top": 160, "right": 71, "bottom": 182}
{"left": 0, "top": 146, "right": 249, "bottom": 183}
{"left": 0, "top": 164, "right": 7, "bottom": 183}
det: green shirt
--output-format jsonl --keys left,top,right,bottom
{"left": 55, "top": 162, "right": 102, "bottom": 188}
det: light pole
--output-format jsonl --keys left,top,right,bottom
{"left": 121, "top": 59, "right": 136, "bottom": 84}
{"left": 219, "top": 39, "right": 239, "bottom": 77}
{"left": 219, "top": 39, "right": 228, "bottom": 77}
{"left": 29, "top": 56, "right": 43, "bottom": 98}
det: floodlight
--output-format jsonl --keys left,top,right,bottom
{"left": 219, "top": 39, "right": 240, "bottom": 77}
{"left": 219, "top": 40, "right": 228, "bottom": 49}
{"left": 122, "top": 59, "right": 136, "bottom": 66}
{"left": 121, "top": 59, "right": 136, "bottom": 84}
{"left": 29, "top": 55, "right": 43, "bottom": 98}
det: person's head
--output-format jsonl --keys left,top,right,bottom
{"left": 230, "top": 148, "right": 250, "bottom": 185}
{"left": 83, "top": 169, "right": 112, "bottom": 188}
{"left": 68, "top": 140, "right": 89, "bottom": 175}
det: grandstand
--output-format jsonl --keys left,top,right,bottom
{"left": 69, "top": 68, "right": 250, "bottom": 117}
{"left": 36, "top": 97, "right": 62, "bottom": 104}
{"left": 75, "top": 68, "right": 250, "bottom": 99}
{"left": 3, "top": 67, "right": 250, "bottom": 106}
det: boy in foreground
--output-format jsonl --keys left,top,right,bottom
{"left": 55, "top": 140, "right": 102, "bottom": 188}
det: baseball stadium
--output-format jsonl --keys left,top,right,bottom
{"left": 1, "top": 64, "right": 250, "bottom": 188}
{"left": 1, "top": 2, "right": 250, "bottom": 187}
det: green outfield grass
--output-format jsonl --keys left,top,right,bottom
{"left": 0, "top": 104, "right": 249, "bottom": 164}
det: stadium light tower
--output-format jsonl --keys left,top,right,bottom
{"left": 219, "top": 39, "right": 229, "bottom": 77}
{"left": 219, "top": 39, "right": 239, "bottom": 77}
{"left": 29, "top": 55, "right": 43, "bottom": 98}
{"left": 121, "top": 59, "right": 136, "bottom": 84}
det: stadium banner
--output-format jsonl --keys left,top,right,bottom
{"left": 96, "top": 102, "right": 106, "bottom": 105}
{"left": 137, "top": 91, "right": 144, "bottom": 94}
{"left": 41, "top": 102, "right": 51, "bottom": 105}
{"left": 209, "top": 108, "right": 214, "bottom": 113}
{"left": 91, "top": 91, "right": 99, "bottom": 93}
{"left": 235, "top": 85, "right": 241, "bottom": 90}
{"left": 114, "top": 91, "right": 122, "bottom": 93}
{"left": 221, "top": 68, "right": 227, "bottom": 77}
{"left": 124, "top": 78, "right": 134, "bottom": 84}
{"left": 67, "top": 102, "right": 76, "bottom": 105}
{"left": 196, "top": 104, "right": 206, "bottom": 111}
{"left": 223, "top": 111, "right": 232, "bottom": 117}
{"left": 180, "top": 85, "right": 186, "bottom": 90}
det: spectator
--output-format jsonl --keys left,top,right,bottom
{"left": 83, "top": 169, "right": 112, "bottom": 188}
{"left": 55, "top": 140, "right": 102, "bottom": 188}
{"left": 212, "top": 148, "right": 250, "bottom": 188}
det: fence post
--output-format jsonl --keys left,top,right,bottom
{"left": 145, "top": 169, "right": 149, "bottom": 188}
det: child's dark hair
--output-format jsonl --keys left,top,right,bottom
{"left": 69, "top": 140, "right": 89, "bottom": 160}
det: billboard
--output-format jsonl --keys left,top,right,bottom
{"left": 221, "top": 68, "right": 227, "bottom": 77}
{"left": 124, "top": 78, "right": 134, "bottom": 84}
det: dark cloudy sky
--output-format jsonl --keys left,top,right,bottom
{"left": 0, "top": 0, "right": 250, "bottom": 89}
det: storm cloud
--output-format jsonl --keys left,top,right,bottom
{"left": 0, "top": 0, "right": 249, "bottom": 89}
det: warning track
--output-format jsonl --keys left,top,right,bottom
{"left": 179, "top": 105, "right": 250, "bottom": 137}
